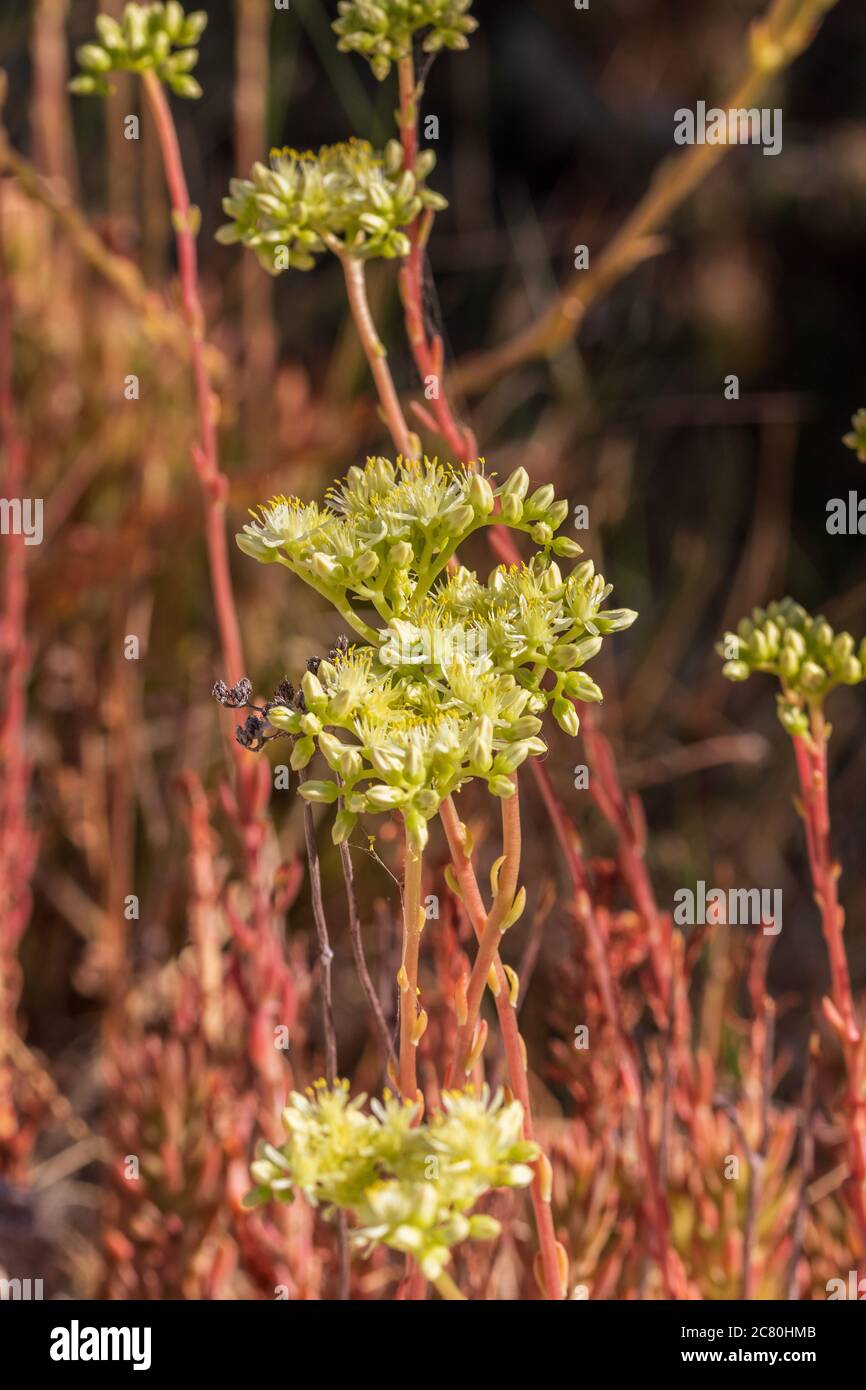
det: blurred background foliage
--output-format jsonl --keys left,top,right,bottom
{"left": 1, "top": 0, "right": 865, "bottom": 1297}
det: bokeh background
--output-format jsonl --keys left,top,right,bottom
{"left": 1, "top": 0, "right": 865, "bottom": 1299}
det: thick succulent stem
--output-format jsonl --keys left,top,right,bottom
{"left": 439, "top": 795, "right": 566, "bottom": 1301}
{"left": 445, "top": 777, "right": 521, "bottom": 1089}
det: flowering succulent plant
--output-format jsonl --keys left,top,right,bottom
{"left": 333, "top": 0, "right": 478, "bottom": 80}
{"left": 237, "top": 456, "right": 582, "bottom": 627}
{"left": 244, "top": 1080, "right": 536, "bottom": 1289}
{"left": 216, "top": 140, "right": 446, "bottom": 272}
{"left": 719, "top": 596, "right": 865, "bottom": 736}
{"left": 69, "top": 1, "right": 206, "bottom": 98}
{"left": 237, "top": 456, "right": 636, "bottom": 847}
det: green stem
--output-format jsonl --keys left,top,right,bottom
{"left": 398, "top": 826, "right": 425, "bottom": 1102}
{"left": 433, "top": 1269, "right": 467, "bottom": 1301}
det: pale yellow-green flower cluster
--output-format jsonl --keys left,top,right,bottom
{"left": 240, "top": 457, "right": 636, "bottom": 846}
{"left": 333, "top": 0, "right": 478, "bottom": 80}
{"left": 719, "top": 597, "right": 866, "bottom": 737}
{"left": 237, "top": 456, "right": 581, "bottom": 623}
{"left": 270, "top": 645, "right": 547, "bottom": 853}
{"left": 216, "top": 141, "right": 445, "bottom": 272}
{"left": 245, "top": 1080, "right": 537, "bottom": 1280}
{"left": 69, "top": 2, "right": 206, "bottom": 98}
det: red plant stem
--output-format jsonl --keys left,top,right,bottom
{"left": 140, "top": 74, "right": 276, "bottom": 941}
{"left": 580, "top": 712, "right": 671, "bottom": 1017}
{"left": 445, "top": 779, "right": 521, "bottom": 1088}
{"left": 398, "top": 832, "right": 425, "bottom": 1102}
{"left": 439, "top": 796, "right": 565, "bottom": 1300}
{"left": 141, "top": 74, "right": 246, "bottom": 693}
{"left": 338, "top": 249, "right": 414, "bottom": 459}
{"left": 531, "top": 758, "right": 679, "bottom": 1297}
{"left": 396, "top": 55, "right": 475, "bottom": 461}
{"left": 793, "top": 711, "right": 866, "bottom": 1250}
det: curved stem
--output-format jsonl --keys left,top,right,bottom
{"left": 337, "top": 248, "right": 414, "bottom": 459}
{"left": 396, "top": 54, "right": 474, "bottom": 460}
{"left": 445, "top": 778, "right": 521, "bottom": 1088}
{"left": 339, "top": 838, "right": 397, "bottom": 1069}
{"left": 439, "top": 795, "right": 565, "bottom": 1301}
{"left": 398, "top": 828, "right": 425, "bottom": 1102}
{"left": 141, "top": 72, "right": 245, "bottom": 688}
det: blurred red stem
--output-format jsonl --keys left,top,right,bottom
{"left": 793, "top": 712, "right": 866, "bottom": 1250}
{"left": 397, "top": 55, "right": 475, "bottom": 460}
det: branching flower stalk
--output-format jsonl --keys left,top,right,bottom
{"left": 226, "top": 455, "right": 635, "bottom": 1295}
{"left": 444, "top": 777, "right": 521, "bottom": 1089}
{"left": 720, "top": 597, "right": 866, "bottom": 1252}
{"left": 438, "top": 794, "right": 567, "bottom": 1300}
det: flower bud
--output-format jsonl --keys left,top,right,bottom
{"left": 596, "top": 608, "right": 638, "bottom": 633}
{"left": 778, "top": 646, "right": 800, "bottom": 681}
{"left": 301, "top": 670, "right": 326, "bottom": 710}
{"left": 721, "top": 660, "right": 750, "bottom": 682}
{"left": 388, "top": 540, "right": 413, "bottom": 568}
{"left": 413, "top": 789, "right": 440, "bottom": 817}
{"left": 839, "top": 656, "right": 862, "bottom": 685}
{"left": 553, "top": 697, "right": 580, "bottom": 737}
{"left": 404, "top": 809, "right": 429, "bottom": 852}
{"left": 493, "top": 741, "right": 533, "bottom": 774}
{"left": 290, "top": 736, "right": 315, "bottom": 770}
{"left": 266, "top": 705, "right": 301, "bottom": 734}
{"left": 369, "top": 746, "right": 405, "bottom": 777}
{"left": 467, "top": 1215, "right": 501, "bottom": 1241}
{"left": 777, "top": 699, "right": 809, "bottom": 737}
{"left": 449, "top": 504, "right": 475, "bottom": 534}
{"left": 311, "top": 552, "right": 341, "bottom": 582}
{"left": 298, "top": 779, "right": 338, "bottom": 804}
{"left": 501, "top": 467, "right": 529, "bottom": 501}
{"left": 549, "top": 642, "right": 580, "bottom": 671}
{"left": 332, "top": 809, "right": 357, "bottom": 844}
{"left": 552, "top": 536, "right": 583, "bottom": 558}
{"left": 469, "top": 473, "right": 495, "bottom": 514}
{"left": 468, "top": 715, "right": 493, "bottom": 772}
{"left": 327, "top": 689, "right": 355, "bottom": 721}
{"left": 488, "top": 775, "right": 517, "bottom": 798}
{"left": 832, "top": 632, "right": 854, "bottom": 665}
{"left": 508, "top": 715, "right": 543, "bottom": 739}
{"left": 526, "top": 484, "right": 555, "bottom": 518}
{"left": 530, "top": 522, "right": 553, "bottom": 546}
{"left": 500, "top": 493, "right": 522, "bottom": 525}
{"left": 783, "top": 628, "right": 806, "bottom": 658}
{"left": 799, "top": 661, "right": 825, "bottom": 692}
{"left": 352, "top": 550, "right": 380, "bottom": 580}
{"left": 365, "top": 783, "right": 406, "bottom": 809}
{"left": 563, "top": 671, "right": 603, "bottom": 702}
